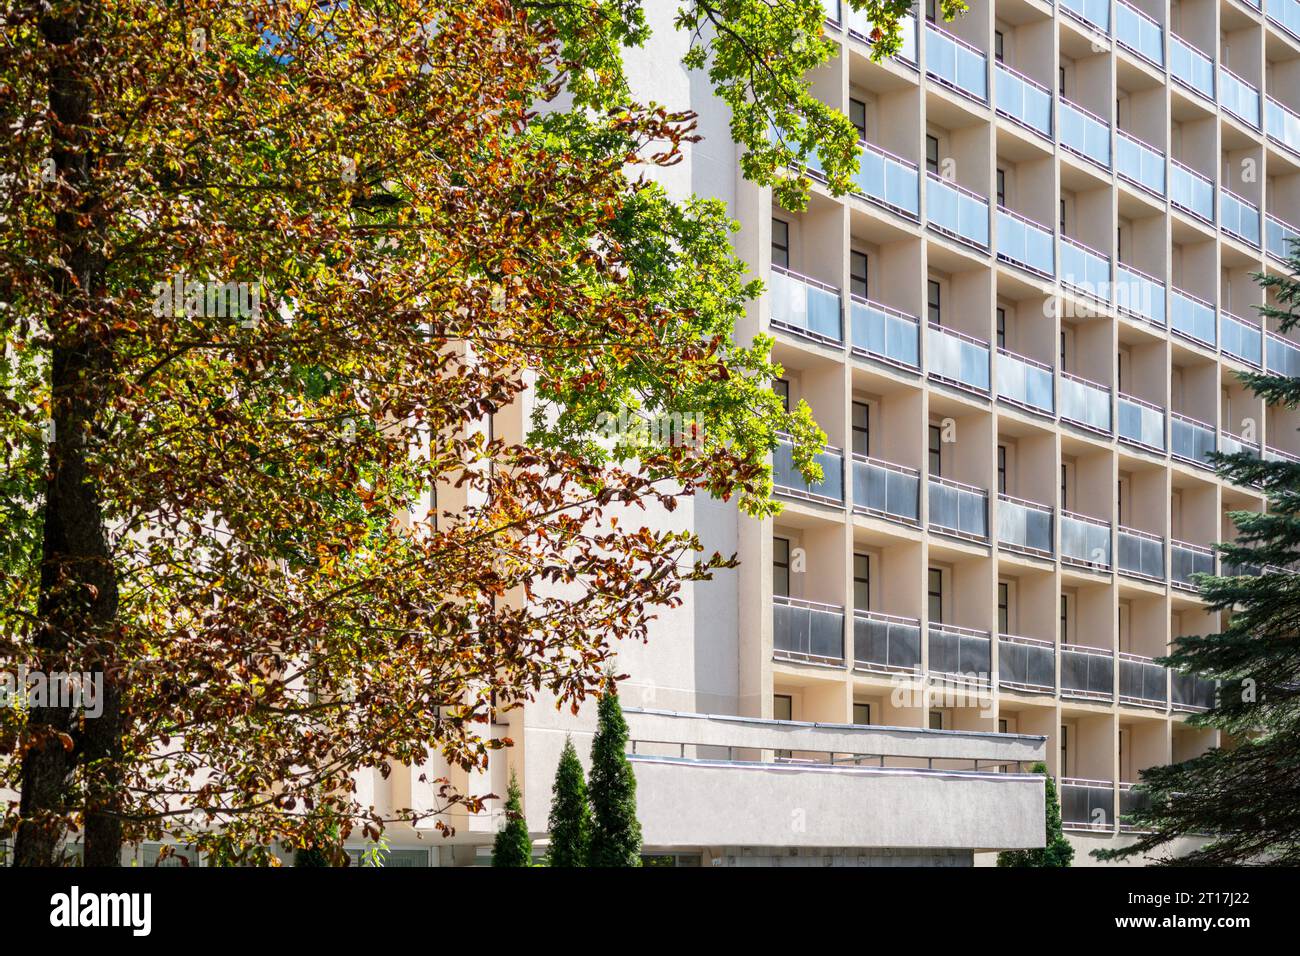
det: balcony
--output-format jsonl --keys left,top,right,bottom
{"left": 1266, "top": 330, "right": 1300, "bottom": 376}
{"left": 1116, "top": 130, "right": 1165, "bottom": 196}
{"left": 1221, "top": 189, "right": 1261, "bottom": 247}
{"left": 773, "top": 595, "right": 845, "bottom": 664}
{"left": 1170, "top": 160, "right": 1214, "bottom": 223}
{"left": 998, "top": 634, "right": 1055, "bottom": 694}
{"left": 1170, "top": 288, "right": 1216, "bottom": 346}
{"left": 853, "top": 609, "right": 922, "bottom": 674}
{"left": 773, "top": 435, "right": 845, "bottom": 505}
{"left": 1118, "top": 782, "right": 1152, "bottom": 830}
{"left": 851, "top": 454, "right": 921, "bottom": 525}
{"left": 1061, "top": 510, "right": 1112, "bottom": 570}
{"left": 1219, "top": 429, "right": 1261, "bottom": 460}
{"left": 1169, "top": 35, "right": 1214, "bottom": 100}
{"left": 1266, "top": 213, "right": 1299, "bottom": 263}
{"left": 1060, "top": 0, "right": 1110, "bottom": 33}
{"left": 1117, "top": 525, "right": 1165, "bottom": 581}
{"left": 1118, "top": 392, "right": 1166, "bottom": 451}
{"left": 1115, "top": 262, "right": 1166, "bottom": 327}
{"left": 997, "top": 493, "right": 1055, "bottom": 557}
{"left": 928, "top": 623, "right": 992, "bottom": 683}
{"left": 845, "top": 8, "right": 918, "bottom": 64}
{"left": 995, "top": 62, "right": 1052, "bottom": 137}
{"left": 1265, "top": 0, "right": 1300, "bottom": 39}
{"left": 926, "top": 173, "right": 990, "bottom": 249}
{"left": 1061, "top": 778, "right": 1115, "bottom": 831}
{"left": 1060, "top": 236, "right": 1112, "bottom": 301}
{"left": 1219, "top": 67, "right": 1261, "bottom": 128}
{"left": 1170, "top": 411, "right": 1216, "bottom": 467}
{"left": 927, "top": 322, "right": 991, "bottom": 393}
{"left": 1060, "top": 99, "right": 1112, "bottom": 169}
{"left": 769, "top": 265, "right": 843, "bottom": 344}
{"left": 1171, "top": 673, "right": 1216, "bottom": 712}
{"left": 925, "top": 22, "right": 987, "bottom": 102}
{"left": 850, "top": 295, "right": 920, "bottom": 370}
{"left": 1059, "top": 371, "right": 1112, "bottom": 433}
{"left": 1115, "top": 1, "right": 1164, "bottom": 66}
{"left": 1265, "top": 97, "right": 1300, "bottom": 156}
{"left": 1061, "top": 645, "right": 1115, "bottom": 701}
{"left": 1171, "top": 538, "right": 1215, "bottom": 590}
{"left": 927, "top": 475, "right": 989, "bottom": 542}
{"left": 854, "top": 140, "right": 920, "bottom": 218}
{"left": 1222, "top": 312, "right": 1263, "bottom": 367}
{"left": 997, "top": 348, "right": 1054, "bottom": 415}
{"left": 1119, "top": 652, "right": 1168, "bottom": 708}
{"left": 996, "top": 207, "right": 1055, "bottom": 276}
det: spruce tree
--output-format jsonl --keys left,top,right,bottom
{"left": 587, "top": 683, "right": 643, "bottom": 866}
{"left": 1096, "top": 249, "right": 1300, "bottom": 865}
{"left": 997, "top": 763, "right": 1074, "bottom": 867}
{"left": 546, "top": 736, "right": 593, "bottom": 867}
{"left": 492, "top": 771, "right": 533, "bottom": 867}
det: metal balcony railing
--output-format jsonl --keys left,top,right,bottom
{"left": 1221, "top": 188, "right": 1262, "bottom": 247}
{"left": 853, "top": 140, "right": 920, "bottom": 218}
{"left": 1266, "top": 330, "right": 1300, "bottom": 377}
{"left": 853, "top": 609, "right": 922, "bottom": 675}
{"left": 769, "top": 265, "right": 843, "bottom": 344}
{"left": 1061, "top": 778, "right": 1115, "bottom": 830}
{"left": 925, "top": 22, "right": 987, "bottom": 102}
{"left": 1118, "top": 525, "right": 1165, "bottom": 581}
{"left": 1170, "top": 287, "right": 1216, "bottom": 346}
{"left": 850, "top": 295, "right": 920, "bottom": 370}
{"left": 927, "top": 322, "right": 991, "bottom": 393}
{"left": 773, "top": 435, "right": 845, "bottom": 505}
{"left": 997, "top": 348, "right": 1054, "bottom": 416}
{"left": 851, "top": 454, "right": 920, "bottom": 525}
{"left": 996, "top": 206, "right": 1055, "bottom": 276}
{"left": 1170, "top": 159, "right": 1214, "bottom": 222}
{"left": 1171, "top": 538, "right": 1215, "bottom": 590}
{"left": 1060, "top": 509, "right": 1112, "bottom": 570}
{"left": 1115, "top": 262, "right": 1166, "bottom": 327}
{"left": 773, "top": 595, "right": 845, "bottom": 665}
{"left": 1171, "top": 672, "right": 1216, "bottom": 712}
{"left": 926, "top": 172, "right": 990, "bottom": 249}
{"left": 1060, "top": 235, "right": 1111, "bottom": 300}
{"left": 1115, "top": 0, "right": 1164, "bottom": 67}
{"left": 1119, "top": 781, "right": 1152, "bottom": 830}
{"left": 1219, "top": 66, "right": 1261, "bottom": 128}
{"left": 998, "top": 634, "right": 1056, "bottom": 693}
{"left": 997, "top": 493, "right": 1054, "bottom": 556}
{"left": 995, "top": 62, "right": 1052, "bottom": 137}
{"left": 1265, "top": 213, "right": 1300, "bottom": 263}
{"left": 1219, "top": 430, "right": 1261, "bottom": 460}
{"left": 1170, "top": 411, "right": 1216, "bottom": 467}
{"left": 1222, "top": 312, "right": 1263, "bottom": 368}
{"left": 1119, "top": 652, "right": 1168, "bottom": 708}
{"left": 1061, "top": 644, "right": 1115, "bottom": 701}
{"left": 1116, "top": 129, "right": 1165, "bottom": 196}
{"left": 845, "top": 9, "right": 918, "bottom": 63}
{"left": 1169, "top": 34, "right": 1214, "bottom": 100}
{"left": 928, "top": 622, "right": 992, "bottom": 683}
{"left": 1060, "top": 0, "right": 1111, "bottom": 33}
{"left": 1265, "top": 0, "right": 1300, "bottom": 41}
{"left": 1060, "top": 98, "right": 1112, "bottom": 168}
{"left": 1265, "top": 96, "right": 1300, "bottom": 156}
{"left": 1059, "top": 371, "right": 1112, "bottom": 434}
{"left": 927, "top": 475, "right": 989, "bottom": 541}
{"left": 1117, "top": 392, "right": 1166, "bottom": 452}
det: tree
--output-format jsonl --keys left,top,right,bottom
{"left": 545, "top": 736, "right": 593, "bottom": 867}
{"left": 997, "top": 763, "right": 1073, "bottom": 867}
{"left": 587, "top": 683, "right": 642, "bottom": 866}
{"left": 1095, "top": 249, "right": 1300, "bottom": 866}
{"left": 492, "top": 772, "right": 532, "bottom": 867}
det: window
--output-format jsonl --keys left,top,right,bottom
{"left": 998, "top": 718, "right": 1008, "bottom": 734}
{"left": 925, "top": 0, "right": 936, "bottom": 22}
{"left": 928, "top": 423, "right": 942, "bottom": 475}
{"left": 1060, "top": 723, "right": 1069, "bottom": 774}
{"left": 774, "top": 378, "right": 790, "bottom": 412}
{"left": 1117, "top": 225, "right": 1123, "bottom": 261}
{"left": 773, "top": 536, "right": 791, "bottom": 596}
{"left": 998, "top": 581, "right": 1010, "bottom": 634}
{"left": 852, "top": 400, "right": 870, "bottom": 456}
{"left": 1117, "top": 348, "right": 1126, "bottom": 392}
{"left": 994, "top": 30, "right": 1004, "bottom": 62}
{"left": 850, "top": 250, "right": 869, "bottom": 299}
{"left": 925, "top": 134, "right": 940, "bottom": 174}
{"left": 996, "top": 307, "right": 1006, "bottom": 349}
{"left": 853, "top": 702, "right": 871, "bottom": 725}
{"left": 927, "top": 567, "right": 944, "bottom": 624}
{"left": 927, "top": 279, "right": 941, "bottom": 324}
{"left": 1059, "top": 199, "right": 1066, "bottom": 233}
{"left": 1059, "top": 329, "right": 1067, "bottom": 366}
{"left": 773, "top": 694, "right": 793, "bottom": 721}
{"left": 1060, "top": 594, "right": 1069, "bottom": 643}
{"left": 849, "top": 97, "right": 867, "bottom": 139}
{"left": 772, "top": 217, "right": 790, "bottom": 269}
{"left": 997, "top": 444, "right": 1007, "bottom": 494}
{"left": 1058, "top": 66, "right": 1066, "bottom": 96}
{"left": 929, "top": 710, "right": 944, "bottom": 730}
{"left": 996, "top": 168, "right": 1006, "bottom": 207}
{"left": 853, "top": 553, "right": 871, "bottom": 610}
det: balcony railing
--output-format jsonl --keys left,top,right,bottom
{"left": 1266, "top": 213, "right": 1300, "bottom": 263}
{"left": 853, "top": 609, "right": 922, "bottom": 674}
{"left": 1219, "top": 430, "right": 1261, "bottom": 460}
{"left": 927, "top": 322, "right": 991, "bottom": 393}
{"left": 997, "top": 348, "right": 1054, "bottom": 415}
{"left": 925, "top": 22, "right": 987, "bottom": 102}
{"left": 1118, "top": 782, "right": 1152, "bottom": 829}
{"left": 1222, "top": 312, "right": 1263, "bottom": 368}
{"left": 850, "top": 295, "right": 920, "bottom": 370}
{"left": 1060, "top": 236, "right": 1112, "bottom": 301}
{"left": 998, "top": 634, "right": 1055, "bottom": 693}
{"left": 773, "top": 595, "right": 844, "bottom": 665}
{"left": 1266, "top": 330, "right": 1300, "bottom": 376}
{"left": 1118, "top": 392, "right": 1166, "bottom": 451}
{"left": 845, "top": 9, "right": 918, "bottom": 64}
{"left": 997, "top": 493, "right": 1054, "bottom": 556}
{"left": 1170, "top": 159, "right": 1214, "bottom": 223}
{"left": 1170, "top": 288, "right": 1216, "bottom": 346}
{"left": 1061, "top": 778, "right": 1115, "bottom": 830}
{"left": 1266, "top": 0, "right": 1300, "bottom": 40}
{"left": 1170, "top": 411, "right": 1216, "bottom": 467}
{"left": 1119, "top": 652, "right": 1168, "bottom": 708}
{"left": 1265, "top": 444, "right": 1300, "bottom": 465}
{"left": 1060, "top": 0, "right": 1110, "bottom": 33}
{"left": 1060, "top": 98, "right": 1112, "bottom": 168}
{"left": 1221, "top": 188, "right": 1261, "bottom": 247}
{"left": 1171, "top": 672, "right": 1216, "bottom": 712}
{"left": 1219, "top": 66, "right": 1261, "bottom": 128}
{"left": 1171, "top": 538, "right": 1215, "bottom": 590}
{"left": 773, "top": 436, "right": 845, "bottom": 504}
{"left": 769, "top": 265, "right": 843, "bottom": 344}
{"left": 1059, "top": 371, "right": 1112, "bottom": 433}
{"left": 927, "top": 475, "right": 989, "bottom": 542}
{"left": 995, "top": 62, "right": 1052, "bottom": 137}
{"left": 1118, "top": 525, "right": 1165, "bottom": 581}
{"left": 1116, "top": 129, "right": 1165, "bottom": 196}
{"left": 1061, "top": 645, "right": 1115, "bottom": 701}
{"left": 996, "top": 206, "right": 1055, "bottom": 276}
{"left": 1265, "top": 96, "right": 1300, "bottom": 155}
{"left": 1115, "top": 0, "right": 1164, "bottom": 66}
{"left": 853, "top": 140, "right": 920, "bottom": 218}
{"left": 928, "top": 622, "right": 992, "bottom": 682}
{"left": 926, "top": 173, "right": 990, "bottom": 248}
{"left": 1169, "top": 34, "right": 1214, "bottom": 100}
{"left": 851, "top": 454, "right": 920, "bottom": 525}
{"left": 1115, "top": 262, "right": 1166, "bottom": 327}
{"left": 1060, "top": 509, "right": 1112, "bottom": 570}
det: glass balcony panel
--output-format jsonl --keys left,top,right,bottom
{"left": 769, "top": 267, "right": 843, "bottom": 342}
{"left": 1060, "top": 0, "right": 1111, "bottom": 32}
{"left": 928, "top": 624, "right": 991, "bottom": 680}
{"left": 1119, "top": 655, "right": 1168, "bottom": 706}
{"left": 1060, "top": 237, "right": 1111, "bottom": 300}
{"left": 773, "top": 596, "right": 845, "bottom": 663}
{"left": 1267, "top": 332, "right": 1300, "bottom": 377}
{"left": 1059, "top": 373, "right": 1112, "bottom": 432}
{"left": 1266, "top": 0, "right": 1300, "bottom": 38}
{"left": 1171, "top": 672, "right": 1216, "bottom": 711}
{"left": 853, "top": 611, "right": 922, "bottom": 673}
{"left": 1060, "top": 511, "right": 1112, "bottom": 569}
{"left": 926, "top": 174, "right": 990, "bottom": 247}
{"left": 850, "top": 296, "right": 920, "bottom": 369}
{"left": 997, "top": 495, "right": 1054, "bottom": 555}
{"left": 852, "top": 455, "right": 920, "bottom": 524}
{"left": 1118, "top": 527, "right": 1165, "bottom": 580}
{"left": 1219, "top": 68, "right": 1261, "bottom": 128}
{"left": 1170, "top": 289, "right": 1216, "bottom": 345}
{"left": 998, "top": 635, "right": 1056, "bottom": 692}
{"left": 1061, "top": 780, "right": 1115, "bottom": 829}
{"left": 1060, "top": 646, "right": 1115, "bottom": 700}
{"left": 995, "top": 63, "right": 1052, "bottom": 136}
{"left": 854, "top": 141, "right": 920, "bottom": 217}
{"left": 927, "top": 477, "right": 989, "bottom": 541}
{"left": 1170, "top": 161, "right": 1214, "bottom": 221}
{"left": 1117, "top": 395, "right": 1165, "bottom": 450}
{"left": 1115, "top": 264, "right": 1166, "bottom": 326}
{"left": 1170, "top": 413, "right": 1216, "bottom": 466}
{"left": 925, "top": 24, "right": 988, "bottom": 101}
{"left": 1115, "top": 1, "right": 1165, "bottom": 66}
{"left": 1060, "top": 100, "right": 1112, "bottom": 168}
{"left": 1169, "top": 35, "right": 1214, "bottom": 99}
{"left": 1219, "top": 431, "right": 1260, "bottom": 459}
{"left": 1116, "top": 131, "right": 1166, "bottom": 195}
{"left": 846, "top": 10, "right": 917, "bottom": 63}
{"left": 1222, "top": 313, "right": 1263, "bottom": 367}
{"left": 1265, "top": 97, "right": 1300, "bottom": 154}
{"left": 997, "top": 349, "right": 1054, "bottom": 415}
{"left": 996, "top": 208, "right": 1055, "bottom": 275}
{"left": 1266, "top": 214, "right": 1300, "bottom": 262}
{"left": 773, "top": 437, "right": 844, "bottom": 503}
{"left": 1221, "top": 190, "right": 1261, "bottom": 246}
{"left": 927, "top": 323, "right": 991, "bottom": 392}
{"left": 1171, "top": 540, "right": 1216, "bottom": 588}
